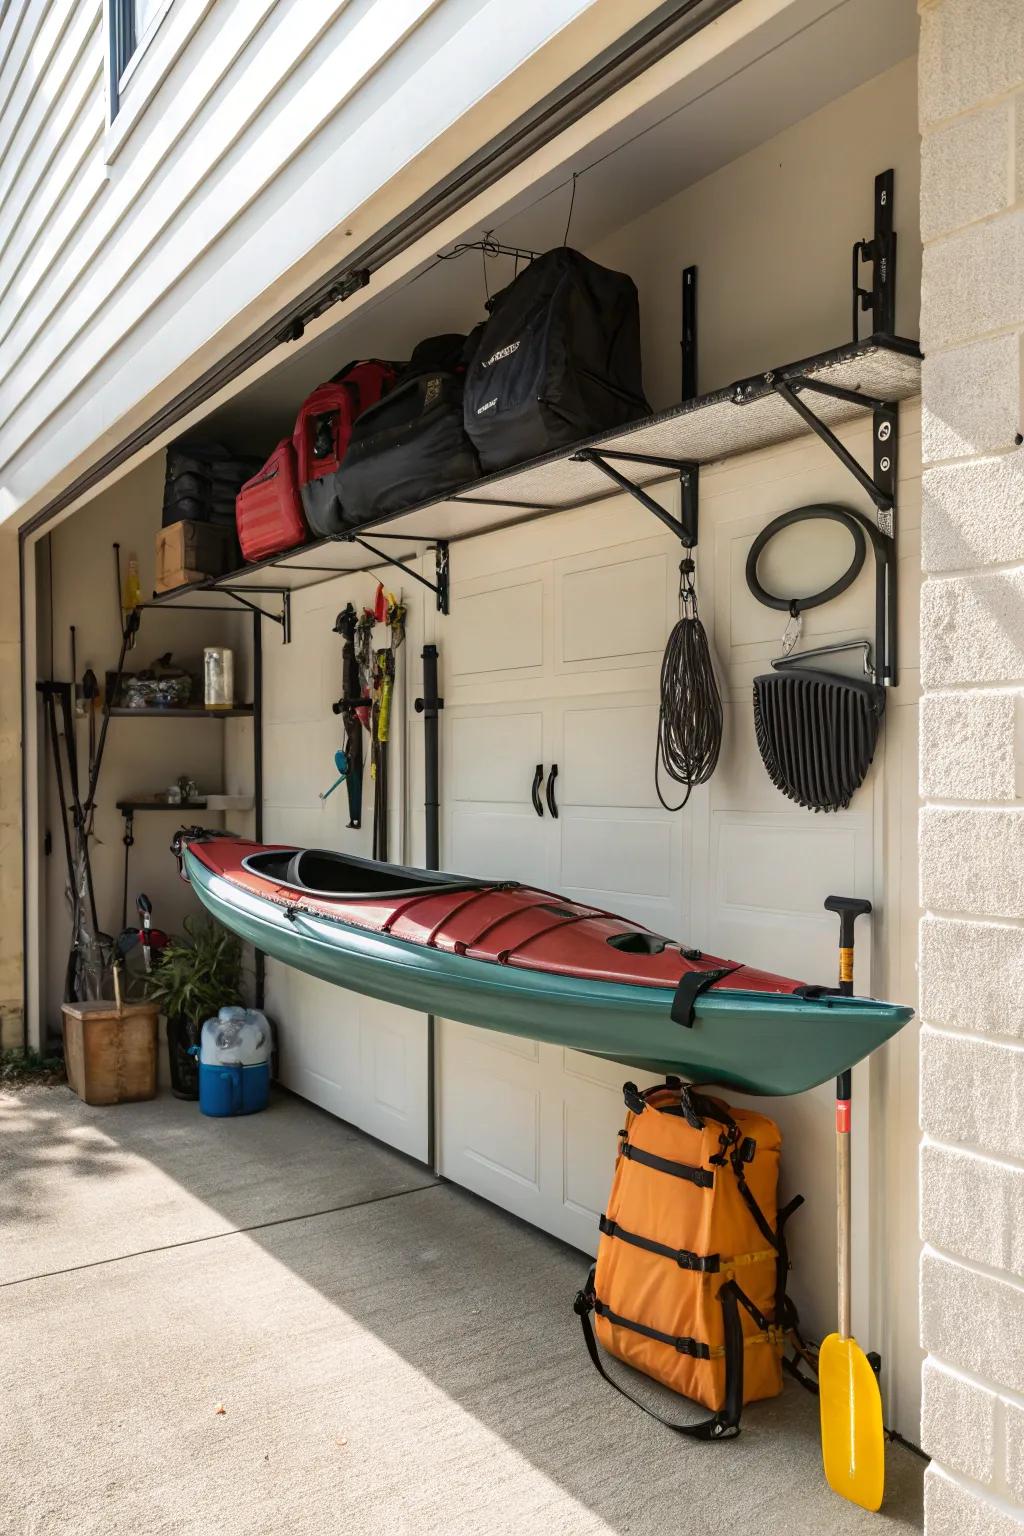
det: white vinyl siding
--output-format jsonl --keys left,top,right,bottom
{"left": 0, "top": 0, "right": 657, "bottom": 525}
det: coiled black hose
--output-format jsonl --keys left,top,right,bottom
{"left": 655, "top": 562, "right": 723, "bottom": 810}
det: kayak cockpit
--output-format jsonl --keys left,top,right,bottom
{"left": 242, "top": 846, "right": 496, "bottom": 901}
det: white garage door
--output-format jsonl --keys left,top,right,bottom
{"left": 436, "top": 519, "right": 689, "bottom": 1252}
{"left": 435, "top": 444, "right": 884, "bottom": 1324}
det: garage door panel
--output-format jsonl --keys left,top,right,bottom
{"left": 561, "top": 1091, "right": 620, "bottom": 1230}
{"left": 449, "top": 578, "right": 545, "bottom": 678}
{"left": 450, "top": 710, "right": 544, "bottom": 802}
{"left": 448, "top": 807, "right": 550, "bottom": 884}
{"left": 559, "top": 553, "right": 669, "bottom": 665}
{"left": 562, "top": 702, "right": 661, "bottom": 807}
{"left": 560, "top": 814, "right": 672, "bottom": 897}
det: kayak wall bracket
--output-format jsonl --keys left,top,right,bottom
{"left": 336, "top": 532, "right": 450, "bottom": 615}
{"left": 570, "top": 447, "right": 699, "bottom": 548}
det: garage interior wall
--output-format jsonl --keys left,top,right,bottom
{"left": 34, "top": 18, "right": 925, "bottom": 1441}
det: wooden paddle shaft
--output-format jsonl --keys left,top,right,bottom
{"left": 824, "top": 896, "right": 872, "bottom": 1345}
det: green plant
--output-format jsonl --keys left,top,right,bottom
{"left": 0, "top": 1048, "right": 66, "bottom": 1088}
{"left": 143, "top": 915, "right": 243, "bottom": 1024}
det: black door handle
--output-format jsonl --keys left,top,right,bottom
{"left": 546, "top": 763, "right": 559, "bottom": 818}
{"left": 531, "top": 764, "right": 544, "bottom": 817}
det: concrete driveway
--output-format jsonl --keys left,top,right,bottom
{"left": 0, "top": 1086, "right": 925, "bottom": 1535}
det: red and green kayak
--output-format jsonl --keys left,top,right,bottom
{"left": 175, "top": 832, "right": 913, "bottom": 1097}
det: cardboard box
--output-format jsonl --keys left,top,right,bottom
{"left": 155, "top": 520, "right": 236, "bottom": 594}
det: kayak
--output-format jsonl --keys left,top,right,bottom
{"left": 174, "top": 832, "right": 913, "bottom": 1097}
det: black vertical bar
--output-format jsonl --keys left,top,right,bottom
{"left": 420, "top": 644, "right": 441, "bottom": 872}
{"left": 252, "top": 609, "right": 265, "bottom": 1009}
{"left": 872, "top": 170, "right": 896, "bottom": 338}
{"left": 419, "top": 642, "right": 443, "bottom": 1172}
{"left": 681, "top": 266, "right": 698, "bottom": 401}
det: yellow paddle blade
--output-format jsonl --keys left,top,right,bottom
{"left": 819, "top": 1332, "right": 885, "bottom": 1512}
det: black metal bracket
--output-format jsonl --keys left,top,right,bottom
{"left": 336, "top": 533, "right": 450, "bottom": 615}
{"left": 681, "top": 264, "right": 698, "bottom": 401}
{"left": 216, "top": 587, "right": 292, "bottom": 643}
{"left": 571, "top": 448, "right": 699, "bottom": 548}
{"left": 770, "top": 377, "right": 897, "bottom": 535}
{"left": 852, "top": 169, "right": 896, "bottom": 342}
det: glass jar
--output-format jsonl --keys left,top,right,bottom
{"left": 203, "top": 647, "right": 234, "bottom": 710}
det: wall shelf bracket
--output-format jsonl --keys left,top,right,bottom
{"left": 338, "top": 533, "right": 450, "bottom": 615}
{"left": 769, "top": 376, "right": 897, "bottom": 536}
{"left": 571, "top": 447, "right": 699, "bottom": 547}
{"left": 216, "top": 586, "right": 292, "bottom": 643}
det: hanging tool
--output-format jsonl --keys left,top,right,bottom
{"left": 331, "top": 605, "right": 365, "bottom": 829}
{"left": 370, "top": 595, "right": 406, "bottom": 862}
{"left": 747, "top": 504, "right": 896, "bottom": 813}
{"left": 819, "top": 894, "right": 884, "bottom": 1513}
{"left": 81, "top": 668, "right": 99, "bottom": 775}
{"left": 70, "top": 627, "right": 79, "bottom": 717}
{"left": 319, "top": 750, "right": 350, "bottom": 802}
{"left": 656, "top": 556, "right": 722, "bottom": 810}
{"left": 136, "top": 893, "right": 155, "bottom": 973}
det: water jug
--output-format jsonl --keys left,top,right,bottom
{"left": 191, "top": 1006, "right": 271, "bottom": 1117}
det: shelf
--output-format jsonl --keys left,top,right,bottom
{"left": 108, "top": 706, "right": 254, "bottom": 718}
{"left": 145, "top": 334, "right": 921, "bottom": 607}
{"left": 116, "top": 798, "right": 210, "bottom": 813}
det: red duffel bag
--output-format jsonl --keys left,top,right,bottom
{"left": 236, "top": 439, "right": 308, "bottom": 563}
{"left": 293, "top": 359, "right": 398, "bottom": 536}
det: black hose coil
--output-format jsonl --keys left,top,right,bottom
{"left": 655, "top": 562, "right": 723, "bottom": 811}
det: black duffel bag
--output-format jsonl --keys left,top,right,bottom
{"left": 334, "top": 333, "right": 481, "bottom": 528}
{"left": 463, "top": 247, "right": 650, "bottom": 473}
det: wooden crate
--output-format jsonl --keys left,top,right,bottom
{"left": 62, "top": 1001, "right": 159, "bottom": 1106}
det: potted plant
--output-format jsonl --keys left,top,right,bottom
{"left": 144, "top": 916, "right": 243, "bottom": 1099}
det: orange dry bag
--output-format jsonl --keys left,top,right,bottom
{"left": 575, "top": 1079, "right": 803, "bottom": 1439}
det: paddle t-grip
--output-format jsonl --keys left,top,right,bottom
{"left": 825, "top": 895, "right": 871, "bottom": 996}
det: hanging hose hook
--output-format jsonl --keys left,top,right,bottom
{"left": 679, "top": 557, "right": 697, "bottom": 615}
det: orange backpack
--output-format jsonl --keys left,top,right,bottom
{"left": 575, "top": 1079, "right": 803, "bottom": 1439}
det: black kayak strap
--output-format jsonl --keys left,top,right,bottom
{"left": 574, "top": 1268, "right": 744, "bottom": 1441}
{"left": 671, "top": 965, "right": 741, "bottom": 1028}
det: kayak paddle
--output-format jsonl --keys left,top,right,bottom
{"left": 819, "top": 894, "right": 884, "bottom": 1512}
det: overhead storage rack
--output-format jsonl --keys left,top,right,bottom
{"left": 146, "top": 332, "right": 921, "bottom": 629}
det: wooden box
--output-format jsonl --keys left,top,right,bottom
{"left": 154, "top": 520, "right": 236, "bottom": 594}
{"left": 62, "top": 1001, "right": 159, "bottom": 1106}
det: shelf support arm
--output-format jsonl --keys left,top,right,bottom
{"left": 339, "top": 535, "right": 450, "bottom": 615}
{"left": 215, "top": 587, "right": 292, "bottom": 643}
{"left": 571, "top": 448, "right": 699, "bottom": 547}
{"left": 771, "top": 377, "right": 897, "bottom": 532}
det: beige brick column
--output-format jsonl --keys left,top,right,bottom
{"left": 918, "top": 2, "right": 1024, "bottom": 1529}
{"left": 0, "top": 524, "right": 23, "bottom": 1051}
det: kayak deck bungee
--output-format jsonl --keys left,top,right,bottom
{"left": 174, "top": 834, "right": 914, "bottom": 1098}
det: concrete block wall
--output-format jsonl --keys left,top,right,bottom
{"left": 0, "top": 525, "right": 22, "bottom": 1052}
{"left": 919, "top": 2, "right": 1024, "bottom": 1528}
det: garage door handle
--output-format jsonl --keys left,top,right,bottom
{"left": 531, "top": 764, "right": 544, "bottom": 817}
{"left": 546, "top": 763, "right": 559, "bottom": 819}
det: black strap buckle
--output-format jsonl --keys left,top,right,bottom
{"left": 573, "top": 1288, "right": 594, "bottom": 1318}
{"left": 623, "top": 1081, "right": 646, "bottom": 1114}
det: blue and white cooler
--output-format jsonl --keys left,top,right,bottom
{"left": 193, "top": 1006, "right": 271, "bottom": 1117}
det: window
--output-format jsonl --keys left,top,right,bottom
{"left": 108, "top": 0, "right": 172, "bottom": 118}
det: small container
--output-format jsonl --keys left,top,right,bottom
{"left": 203, "top": 647, "right": 234, "bottom": 710}
{"left": 62, "top": 998, "right": 159, "bottom": 1105}
{"left": 191, "top": 1005, "right": 271, "bottom": 1116}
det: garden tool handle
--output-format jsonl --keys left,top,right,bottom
{"left": 825, "top": 895, "right": 871, "bottom": 1343}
